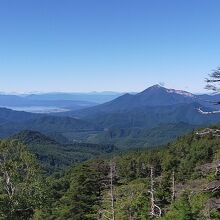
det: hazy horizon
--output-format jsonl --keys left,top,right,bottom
{"left": 0, "top": 84, "right": 211, "bottom": 95}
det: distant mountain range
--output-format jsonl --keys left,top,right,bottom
{"left": 0, "top": 94, "right": 97, "bottom": 113}
{"left": 24, "top": 91, "right": 126, "bottom": 103}
{"left": 1, "top": 85, "right": 220, "bottom": 148}
{"left": 1, "top": 87, "right": 220, "bottom": 113}
{"left": 55, "top": 85, "right": 197, "bottom": 115}
{"left": 63, "top": 85, "right": 220, "bottom": 128}
{"left": 0, "top": 92, "right": 126, "bottom": 113}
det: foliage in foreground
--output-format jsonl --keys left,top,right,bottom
{"left": 41, "top": 129, "right": 220, "bottom": 219}
{"left": 1, "top": 128, "right": 220, "bottom": 219}
{"left": 0, "top": 140, "right": 48, "bottom": 219}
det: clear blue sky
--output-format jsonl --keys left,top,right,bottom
{"left": 0, "top": 0, "right": 220, "bottom": 93}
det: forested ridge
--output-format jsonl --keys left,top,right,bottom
{"left": 0, "top": 126, "right": 220, "bottom": 219}
{"left": 11, "top": 130, "right": 117, "bottom": 173}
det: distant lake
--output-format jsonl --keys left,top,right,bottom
{"left": 1, "top": 106, "right": 70, "bottom": 114}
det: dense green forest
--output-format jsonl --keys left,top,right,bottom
{"left": 0, "top": 126, "right": 220, "bottom": 219}
{"left": 11, "top": 130, "right": 117, "bottom": 173}
{"left": 87, "top": 122, "right": 199, "bottom": 148}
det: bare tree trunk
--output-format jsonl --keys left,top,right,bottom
{"left": 99, "top": 161, "right": 116, "bottom": 220}
{"left": 207, "top": 201, "right": 211, "bottom": 220}
{"left": 196, "top": 128, "right": 220, "bottom": 137}
{"left": 3, "top": 170, "right": 15, "bottom": 199}
{"left": 148, "top": 167, "right": 161, "bottom": 218}
{"left": 109, "top": 161, "right": 115, "bottom": 220}
{"left": 215, "top": 163, "right": 220, "bottom": 176}
{"left": 171, "top": 170, "right": 176, "bottom": 202}
{"left": 0, "top": 156, "right": 16, "bottom": 200}
{"left": 149, "top": 167, "right": 155, "bottom": 217}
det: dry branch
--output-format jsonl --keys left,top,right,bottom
{"left": 203, "top": 180, "right": 220, "bottom": 192}
{"left": 148, "top": 167, "right": 161, "bottom": 218}
{"left": 99, "top": 161, "right": 116, "bottom": 220}
{"left": 171, "top": 170, "right": 176, "bottom": 202}
{"left": 196, "top": 128, "right": 220, "bottom": 137}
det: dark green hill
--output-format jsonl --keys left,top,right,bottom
{"left": 88, "top": 122, "right": 200, "bottom": 148}
{"left": 11, "top": 130, "right": 117, "bottom": 173}
{"left": 0, "top": 107, "right": 100, "bottom": 139}
{"left": 74, "top": 102, "right": 220, "bottom": 130}
{"left": 0, "top": 107, "right": 38, "bottom": 123}
{"left": 12, "top": 130, "right": 58, "bottom": 145}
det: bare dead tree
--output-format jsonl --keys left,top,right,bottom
{"left": 203, "top": 180, "right": 220, "bottom": 193}
{"left": 171, "top": 170, "right": 176, "bottom": 202}
{"left": 196, "top": 128, "right": 220, "bottom": 137}
{"left": 205, "top": 67, "right": 220, "bottom": 92}
{"left": 3, "top": 170, "right": 15, "bottom": 200}
{"left": 197, "top": 67, "right": 220, "bottom": 115}
{"left": 99, "top": 161, "right": 116, "bottom": 220}
{"left": 196, "top": 67, "right": 220, "bottom": 138}
{"left": 148, "top": 167, "right": 161, "bottom": 218}
{"left": 206, "top": 201, "right": 211, "bottom": 220}
{"left": 109, "top": 161, "right": 116, "bottom": 220}
{"left": 215, "top": 163, "right": 220, "bottom": 176}
{"left": 0, "top": 154, "right": 16, "bottom": 201}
